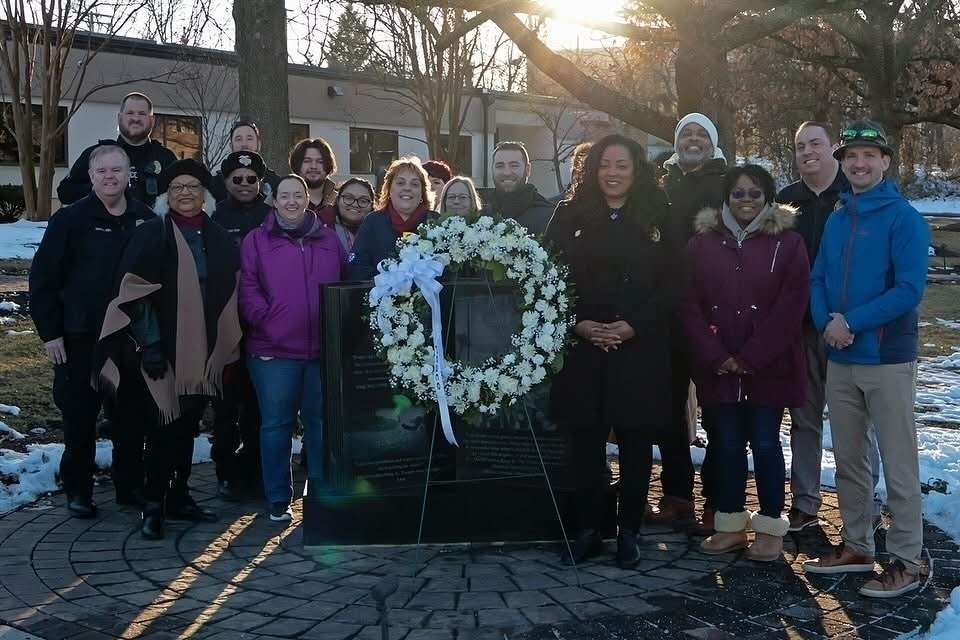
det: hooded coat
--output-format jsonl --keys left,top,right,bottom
{"left": 678, "top": 203, "right": 809, "bottom": 408}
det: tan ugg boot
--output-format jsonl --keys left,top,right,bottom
{"left": 746, "top": 512, "right": 789, "bottom": 562}
{"left": 700, "top": 511, "right": 749, "bottom": 555}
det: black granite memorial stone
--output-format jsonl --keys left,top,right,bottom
{"left": 302, "top": 280, "right": 613, "bottom": 547}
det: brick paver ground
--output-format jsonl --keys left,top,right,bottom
{"left": 0, "top": 463, "right": 956, "bottom": 640}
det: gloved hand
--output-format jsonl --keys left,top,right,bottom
{"left": 140, "top": 343, "right": 167, "bottom": 381}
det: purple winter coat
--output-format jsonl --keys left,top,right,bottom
{"left": 678, "top": 203, "right": 809, "bottom": 408}
{"left": 239, "top": 211, "right": 346, "bottom": 360}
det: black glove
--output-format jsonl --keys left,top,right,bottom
{"left": 140, "top": 343, "right": 167, "bottom": 381}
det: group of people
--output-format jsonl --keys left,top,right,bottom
{"left": 29, "top": 91, "right": 929, "bottom": 600}
{"left": 548, "top": 114, "right": 928, "bottom": 601}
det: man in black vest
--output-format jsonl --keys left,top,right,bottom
{"left": 57, "top": 92, "right": 178, "bottom": 208}
{"left": 30, "top": 146, "right": 155, "bottom": 518}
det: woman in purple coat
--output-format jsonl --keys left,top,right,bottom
{"left": 678, "top": 164, "right": 809, "bottom": 562}
{"left": 239, "top": 174, "right": 346, "bottom": 522}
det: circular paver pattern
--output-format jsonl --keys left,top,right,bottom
{"left": 0, "top": 463, "right": 955, "bottom": 640}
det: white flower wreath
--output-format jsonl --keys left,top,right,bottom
{"left": 368, "top": 215, "right": 573, "bottom": 445}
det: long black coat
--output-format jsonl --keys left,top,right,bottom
{"left": 545, "top": 197, "right": 681, "bottom": 429}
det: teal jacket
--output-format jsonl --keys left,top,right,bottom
{"left": 810, "top": 178, "right": 929, "bottom": 365}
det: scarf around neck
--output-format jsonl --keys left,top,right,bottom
{"left": 721, "top": 202, "right": 773, "bottom": 245}
{"left": 275, "top": 209, "right": 321, "bottom": 238}
{"left": 169, "top": 210, "right": 204, "bottom": 230}
{"left": 388, "top": 201, "right": 427, "bottom": 234}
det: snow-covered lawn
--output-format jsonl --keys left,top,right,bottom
{"left": 0, "top": 219, "right": 46, "bottom": 259}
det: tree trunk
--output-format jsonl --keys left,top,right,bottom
{"left": 675, "top": 34, "right": 736, "bottom": 161}
{"left": 233, "top": 0, "right": 290, "bottom": 173}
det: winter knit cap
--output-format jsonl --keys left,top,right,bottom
{"left": 663, "top": 112, "right": 727, "bottom": 168}
{"left": 159, "top": 158, "right": 212, "bottom": 194}
{"left": 221, "top": 151, "right": 266, "bottom": 179}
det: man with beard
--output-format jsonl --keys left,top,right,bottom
{"left": 209, "top": 151, "right": 270, "bottom": 500}
{"left": 30, "top": 146, "right": 155, "bottom": 518}
{"left": 648, "top": 113, "right": 728, "bottom": 533}
{"left": 481, "top": 141, "right": 555, "bottom": 236}
{"left": 289, "top": 137, "right": 338, "bottom": 224}
{"left": 209, "top": 121, "right": 281, "bottom": 203}
{"left": 58, "top": 93, "right": 177, "bottom": 208}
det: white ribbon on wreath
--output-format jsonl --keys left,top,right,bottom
{"left": 370, "top": 246, "right": 458, "bottom": 446}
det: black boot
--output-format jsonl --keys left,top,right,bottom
{"left": 217, "top": 479, "right": 240, "bottom": 502}
{"left": 141, "top": 502, "right": 164, "bottom": 540}
{"left": 66, "top": 494, "right": 97, "bottom": 519}
{"left": 616, "top": 529, "right": 642, "bottom": 569}
{"left": 560, "top": 529, "right": 604, "bottom": 565}
{"left": 166, "top": 494, "right": 218, "bottom": 522}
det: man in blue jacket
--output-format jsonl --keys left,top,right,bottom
{"left": 803, "top": 120, "right": 929, "bottom": 598}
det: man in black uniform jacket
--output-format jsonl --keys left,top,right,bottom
{"left": 209, "top": 151, "right": 271, "bottom": 500}
{"left": 208, "top": 121, "right": 281, "bottom": 203}
{"left": 30, "top": 146, "right": 155, "bottom": 518}
{"left": 57, "top": 92, "right": 177, "bottom": 208}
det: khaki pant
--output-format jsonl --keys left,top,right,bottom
{"left": 826, "top": 360, "right": 922, "bottom": 570}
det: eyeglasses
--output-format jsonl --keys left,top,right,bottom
{"left": 840, "top": 128, "right": 886, "bottom": 143}
{"left": 340, "top": 194, "right": 371, "bottom": 207}
{"left": 168, "top": 183, "right": 203, "bottom": 194}
{"left": 731, "top": 188, "right": 764, "bottom": 200}
{"left": 445, "top": 194, "right": 471, "bottom": 202}
{"left": 231, "top": 175, "right": 259, "bottom": 185}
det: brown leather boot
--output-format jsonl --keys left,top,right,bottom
{"left": 646, "top": 496, "right": 695, "bottom": 525}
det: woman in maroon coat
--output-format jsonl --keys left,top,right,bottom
{"left": 678, "top": 164, "right": 809, "bottom": 563}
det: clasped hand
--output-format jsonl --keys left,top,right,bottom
{"left": 575, "top": 320, "right": 635, "bottom": 352}
{"left": 823, "top": 313, "right": 855, "bottom": 350}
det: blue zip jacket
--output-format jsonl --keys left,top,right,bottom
{"left": 810, "top": 178, "right": 929, "bottom": 365}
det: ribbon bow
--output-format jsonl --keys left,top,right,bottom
{"left": 371, "top": 247, "right": 457, "bottom": 446}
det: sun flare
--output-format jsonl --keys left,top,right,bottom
{"left": 535, "top": 0, "right": 627, "bottom": 23}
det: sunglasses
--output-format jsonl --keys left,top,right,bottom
{"left": 840, "top": 128, "right": 886, "bottom": 143}
{"left": 231, "top": 175, "right": 259, "bottom": 185}
{"left": 340, "top": 194, "right": 372, "bottom": 207}
{"left": 731, "top": 188, "right": 764, "bottom": 200}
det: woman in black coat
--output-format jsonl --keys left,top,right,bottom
{"left": 546, "top": 134, "right": 680, "bottom": 568}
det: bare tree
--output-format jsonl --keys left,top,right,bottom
{"left": 138, "top": 0, "right": 230, "bottom": 47}
{"left": 528, "top": 100, "right": 588, "bottom": 193}
{"left": 233, "top": 0, "right": 289, "bottom": 172}
{"left": 327, "top": 3, "right": 510, "bottom": 168}
{"left": 0, "top": 0, "right": 172, "bottom": 220}
{"left": 161, "top": 58, "right": 238, "bottom": 169}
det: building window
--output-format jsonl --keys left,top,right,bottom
{"left": 0, "top": 103, "right": 68, "bottom": 166}
{"left": 443, "top": 134, "right": 472, "bottom": 176}
{"left": 350, "top": 127, "right": 398, "bottom": 175}
{"left": 153, "top": 113, "right": 202, "bottom": 161}
{"left": 290, "top": 123, "right": 310, "bottom": 148}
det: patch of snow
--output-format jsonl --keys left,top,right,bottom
{"left": 0, "top": 219, "right": 46, "bottom": 259}
{"left": 0, "top": 422, "right": 25, "bottom": 439}
{"left": 0, "top": 404, "right": 20, "bottom": 416}
{"left": 936, "top": 318, "right": 960, "bottom": 330}
{"left": 0, "top": 301, "right": 20, "bottom": 313}
{"left": 4, "top": 330, "right": 33, "bottom": 336}
{"left": 902, "top": 588, "right": 960, "bottom": 639}
{"left": 0, "top": 317, "right": 15, "bottom": 326}
{"left": 911, "top": 197, "right": 960, "bottom": 217}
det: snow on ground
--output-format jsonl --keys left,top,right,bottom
{"left": 0, "top": 220, "right": 46, "bottom": 259}
{"left": 912, "top": 197, "right": 960, "bottom": 217}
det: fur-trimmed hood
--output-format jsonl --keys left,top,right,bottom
{"left": 693, "top": 202, "right": 799, "bottom": 236}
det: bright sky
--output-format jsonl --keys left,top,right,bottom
{"left": 535, "top": 0, "right": 629, "bottom": 49}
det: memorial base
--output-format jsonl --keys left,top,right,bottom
{"left": 301, "top": 478, "right": 617, "bottom": 547}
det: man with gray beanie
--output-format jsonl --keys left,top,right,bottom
{"left": 648, "top": 113, "right": 728, "bottom": 533}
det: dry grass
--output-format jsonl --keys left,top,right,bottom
{"left": 929, "top": 217, "right": 960, "bottom": 271}
{"left": 0, "top": 258, "right": 30, "bottom": 273}
{"left": 0, "top": 316, "right": 59, "bottom": 448}
{"left": 918, "top": 283, "right": 960, "bottom": 358}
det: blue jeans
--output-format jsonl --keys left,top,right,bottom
{"left": 701, "top": 404, "right": 785, "bottom": 518}
{"left": 247, "top": 356, "right": 323, "bottom": 505}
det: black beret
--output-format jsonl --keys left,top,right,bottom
{"left": 221, "top": 151, "right": 266, "bottom": 179}
{"left": 159, "top": 158, "right": 212, "bottom": 194}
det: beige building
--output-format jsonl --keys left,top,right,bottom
{"left": 0, "top": 33, "right": 658, "bottom": 206}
